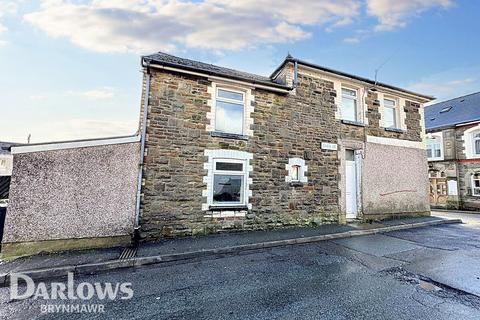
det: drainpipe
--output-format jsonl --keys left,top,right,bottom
{"left": 293, "top": 60, "right": 298, "bottom": 88}
{"left": 133, "top": 60, "right": 151, "bottom": 243}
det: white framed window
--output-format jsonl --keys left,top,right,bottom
{"left": 341, "top": 87, "right": 358, "bottom": 122}
{"left": 206, "top": 83, "right": 254, "bottom": 137}
{"left": 461, "top": 126, "right": 480, "bottom": 159}
{"left": 212, "top": 159, "right": 247, "bottom": 206}
{"left": 473, "top": 132, "right": 480, "bottom": 155}
{"left": 215, "top": 87, "right": 245, "bottom": 135}
{"left": 203, "top": 149, "right": 253, "bottom": 211}
{"left": 383, "top": 98, "right": 398, "bottom": 128}
{"left": 471, "top": 173, "right": 480, "bottom": 197}
{"left": 285, "top": 158, "right": 308, "bottom": 183}
{"left": 426, "top": 133, "right": 443, "bottom": 160}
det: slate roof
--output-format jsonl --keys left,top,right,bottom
{"left": 143, "top": 52, "right": 289, "bottom": 89}
{"left": 143, "top": 52, "right": 434, "bottom": 100}
{"left": 425, "top": 91, "right": 480, "bottom": 130}
{"left": 271, "top": 56, "right": 434, "bottom": 101}
{"left": 0, "top": 142, "right": 16, "bottom": 154}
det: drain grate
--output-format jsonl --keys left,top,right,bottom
{"left": 119, "top": 246, "right": 138, "bottom": 260}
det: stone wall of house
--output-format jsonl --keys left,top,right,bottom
{"left": 362, "top": 142, "right": 430, "bottom": 219}
{"left": 140, "top": 66, "right": 428, "bottom": 240}
{"left": 3, "top": 142, "right": 140, "bottom": 246}
{"left": 458, "top": 162, "right": 480, "bottom": 210}
{"left": 140, "top": 69, "right": 341, "bottom": 239}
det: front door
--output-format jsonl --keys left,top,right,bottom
{"left": 345, "top": 150, "right": 358, "bottom": 219}
{"left": 429, "top": 177, "right": 448, "bottom": 207}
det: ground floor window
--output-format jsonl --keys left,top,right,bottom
{"left": 472, "top": 174, "right": 480, "bottom": 196}
{"left": 285, "top": 158, "right": 308, "bottom": 183}
{"left": 203, "top": 150, "right": 253, "bottom": 211}
{"left": 212, "top": 159, "right": 246, "bottom": 204}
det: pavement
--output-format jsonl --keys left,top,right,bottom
{"left": 0, "top": 215, "right": 459, "bottom": 284}
{"left": 432, "top": 209, "right": 480, "bottom": 225}
{"left": 0, "top": 218, "right": 479, "bottom": 319}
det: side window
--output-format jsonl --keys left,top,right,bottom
{"left": 341, "top": 88, "right": 358, "bottom": 122}
{"left": 285, "top": 158, "right": 308, "bottom": 183}
{"left": 215, "top": 88, "right": 245, "bottom": 135}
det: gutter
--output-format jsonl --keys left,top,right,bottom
{"left": 134, "top": 61, "right": 151, "bottom": 242}
{"left": 271, "top": 57, "right": 434, "bottom": 102}
{"left": 144, "top": 59, "right": 292, "bottom": 93}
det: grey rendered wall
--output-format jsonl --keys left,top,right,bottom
{"left": 362, "top": 142, "right": 430, "bottom": 218}
{"left": 3, "top": 142, "right": 140, "bottom": 243}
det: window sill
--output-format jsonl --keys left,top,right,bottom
{"left": 210, "top": 131, "right": 249, "bottom": 141}
{"left": 208, "top": 205, "right": 249, "bottom": 211}
{"left": 428, "top": 158, "right": 444, "bottom": 162}
{"left": 341, "top": 120, "right": 366, "bottom": 127}
{"left": 289, "top": 182, "right": 304, "bottom": 187}
{"left": 384, "top": 127, "right": 406, "bottom": 133}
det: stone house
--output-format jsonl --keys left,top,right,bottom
{"left": 138, "top": 52, "right": 434, "bottom": 240}
{"left": 425, "top": 92, "right": 480, "bottom": 210}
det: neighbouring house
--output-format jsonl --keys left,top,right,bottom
{"left": 138, "top": 52, "right": 434, "bottom": 240}
{"left": 0, "top": 141, "right": 15, "bottom": 245}
{"left": 1, "top": 136, "right": 140, "bottom": 258}
{"left": 425, "top": 92, "right": 480, "bottom": 210}
{"left": 0, "top": 142, "right": 15, "bottom": 202}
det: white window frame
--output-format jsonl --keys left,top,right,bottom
{"left": 202, "top": 149, "right": 253, "bottom": 211}
{"left": 462, "top": 125, "right": 480, "bottom": 159}
{"left": 206, "top": 82, "right": 255, "bottom": 137}
{"left": 471, "top": 174, "right": 480, "bottom": 197}
{"left": 340, "top": 86, "right": 359, "bottom": 122}
{"left": 214, "top": 87, "right": 245, "bottom": 135}
{"left": 211, "top": 158, "right": 248, "bottom": 207}
{"left": 285, "top": 158, "right": 308, "bottom": 183}
{"left": 473, "top": 132, "right": 480, "bottom": 156}
{"left": 383, "top": 97, "right": 398, "bottom": 129}
{"left": 426, "top": 133, "right": 443, "bottom": 161}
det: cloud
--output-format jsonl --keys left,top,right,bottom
{"left": 24, "top": 0, "right": 360, "bottom": 53}
{"left": 407, "top": 77, "right": 477, "bottom": 103}
{"left": 343, "top": 37, "right": 360, "bottom": 44}
{"left": 66, "top": 87, "right": 115, "bottom": 99}
{"left": 33, "top": 119, "right": 138, "bottom": 143}
{"left": 0, "top": 1, "right": 19, "bottom": 45}
{"left": 367, "top": 0, "right": 453, "bottom": 31}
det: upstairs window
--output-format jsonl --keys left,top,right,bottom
{"left": 473, "top": 132, "right": 480, "bottom": 155}
{"left": 341, "top": 88, "right": 358, "bottom": 122}
{"left": 472, "top": 174, "right": 480, "bottom": 197}
{"left": 426, "top": 134, "right": 443, "bottom": 160}
{"left": 212, "top": 159, "right": 247, "bottom": 206}
{"left": 215, "top": 88, "right": 245, "bottom": 135}
{"left": 383, "top": 98, "right": 397, "bottom": 128}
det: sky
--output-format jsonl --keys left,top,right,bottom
{"left": 0, "top": 0, "right": 479, "bottom": 143}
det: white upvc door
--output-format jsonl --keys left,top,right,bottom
{"left": 345, "top": 150, "right": 358, "bottom": 219}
